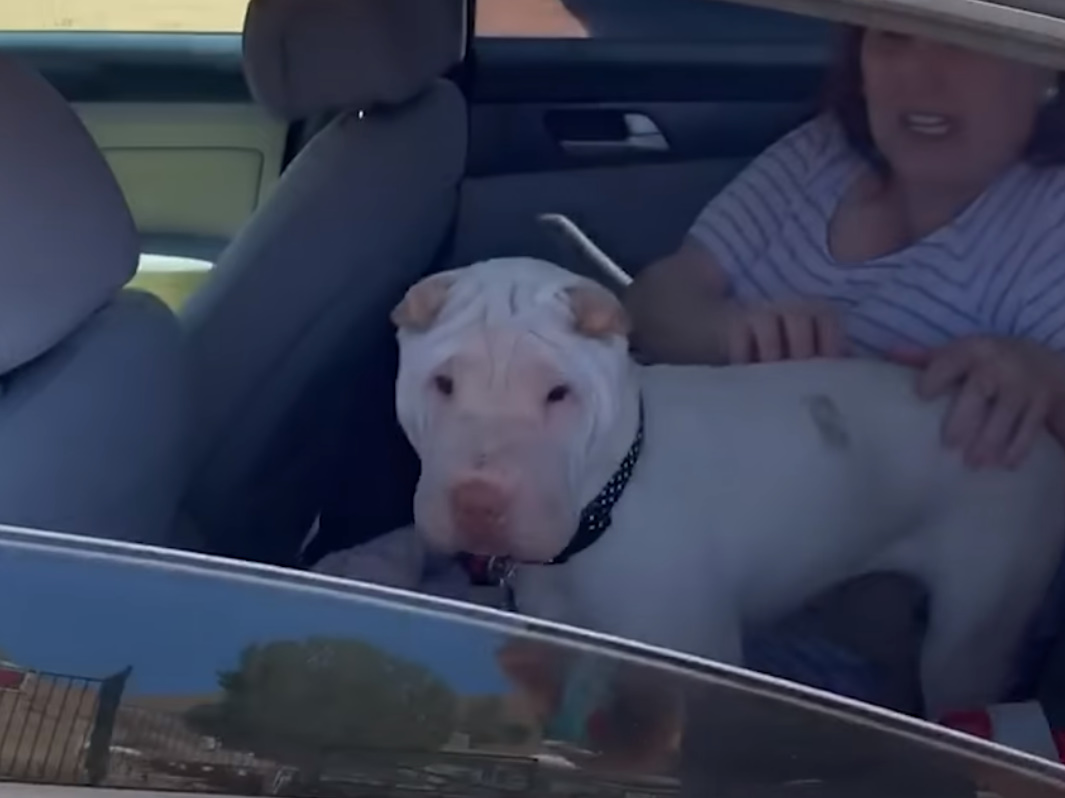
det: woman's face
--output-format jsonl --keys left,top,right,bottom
{"left": 861, "top": 30, "right": 1054, "bottom": 190}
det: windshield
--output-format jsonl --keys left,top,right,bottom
{"left": 0, "top": 529, "right": 1062, "bottom": 797}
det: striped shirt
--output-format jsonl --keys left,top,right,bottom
{"left": 689, "top": 114, "right": 1065, "bottom": 357}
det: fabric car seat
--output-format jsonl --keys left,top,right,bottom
{"left": 180, "top": 0, "right": 467, "bottom": 564}
{"left": 0, "top": 55, "right": 189, "bottom": 545}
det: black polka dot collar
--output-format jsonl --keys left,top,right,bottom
{"left": 549, "top": 399, "right": 644, "bottom": 566}
{"left": 460, "top": 399, "right": 645, "bottom": 596}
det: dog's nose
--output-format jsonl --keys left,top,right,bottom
{"left": 450, "top": 478, "right": 510, "bottom": 540}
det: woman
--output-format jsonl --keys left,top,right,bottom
{"left": 628, "top": 27, "right": 1065, "bottom": 470}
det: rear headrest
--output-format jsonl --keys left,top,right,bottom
{"left": 0, "top": 56, "right": 138, "bottom": 375}
{"left": 243, "top": 0, "right": 466, "bottom": 120}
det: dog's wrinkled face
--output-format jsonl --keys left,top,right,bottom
{"left": 392, "top": 258, "right": 634, "bottom": 562}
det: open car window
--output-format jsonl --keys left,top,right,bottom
{"left": 472, "top": 0, "right": 1065, "bottom": 68}
{"left": 0, "top": 1, "right": 246, "bottom": 33}
{"left": 0, "top": 528, "right": 1063, "bottom": 797}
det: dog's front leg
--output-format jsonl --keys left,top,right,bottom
{"left": 310, "top": 525, "right": 426, "bottom": 590}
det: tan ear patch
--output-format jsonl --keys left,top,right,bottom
{"left": 565, "top": 282, "right": 631, "bottom": 339}
{"left": 391, "top": 273, "right": 456, "bottom": 331}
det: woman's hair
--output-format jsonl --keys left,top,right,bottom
{"left": 822, "top": 25, "right": 1065, "bottom": 168}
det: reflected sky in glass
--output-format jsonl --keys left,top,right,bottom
{"left": 0, "top": 546, "right": 510, "bottom": 698}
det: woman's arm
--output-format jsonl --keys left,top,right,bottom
{"left": 626, "top": 235, "right": 846, "bottom": 366}
{"left": 625, "top": 237, "right": 734, "bottom": 365}
{"left": 627, "top": 118, "right": 839, "bottom": 366}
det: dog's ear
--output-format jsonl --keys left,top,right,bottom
{"left": 565, "top": 281, "right": 631, "bottom": 339}
{"left": 391, "top": 273, "right": 456, "bottom": 331}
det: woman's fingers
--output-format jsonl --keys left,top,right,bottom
{"left": 757, "top": 306, "right": 838, "bottom": 362}
{"left": 722, "top": 306, "right": 761, "bottom": 364}
{"left": 782, "top": 310, "right": 816, "bottom": 360}
{"left": 966, "top": 387, "right": 1027, "bottom": 468}
{"left": 942, "top": 374, "right": 992, "bottom": 452}
{"left": 918, "top": 345, "right": 975, "bottom": 399}
{"left": 887, "top": 347, "right": 931, "bottom": 367}
{"left": 780, "top": 305, "right": 843, "bottom": 359}
{"left": 749, "top": 310, "right": 785, "bottom": 362}
{"left": 725, "top": 320, "right": 751, "bottom": 365}
{"left": 1004, "top": 393, "right": 1051, "bottom": 469}
{"left": 814, "top": 310, "right": 846, "bottom": 358}
{"left": 724, "top": 302, "right": 845, "bottom": 364}
{"left": 941, "top": 361, "right": 1049, "bottom": 469}
{"left": 915, "top": 339, "right": 1051, "bottom": 469}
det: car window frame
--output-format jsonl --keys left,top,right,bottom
{"left": 468, "top": 0, "right": 1065, "bottom": 70}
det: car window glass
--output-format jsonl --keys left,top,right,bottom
{"left": 0, "top": 0, "right": 829, "bottom": 40}
{"left": 0, "top": 0, "right": 247, "bottom": 33}
{"left": 0, "top": 529, "right": 1062, "bottom": 797}
{"left": 475, "top": 0, "right": 833, "bottom": 43}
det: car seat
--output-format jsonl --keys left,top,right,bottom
{"left": 181, "top": 0, "right": 467, "bottom": 564}
{"left": 0, "top": 54, "right": 189, "bottom": 545}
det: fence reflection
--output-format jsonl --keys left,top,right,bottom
{"left": 0, "top": 667, "right": 101, "bottom": 784}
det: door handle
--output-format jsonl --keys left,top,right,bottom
{"left": 556, "top": 112, "right": 669, "bottom": 157}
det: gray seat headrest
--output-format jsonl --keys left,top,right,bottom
{"left": 0, "top": 56, "right": 138, "bottom": 375}
{"left": 242, "top": 0, "right": 466, "bottom": 120}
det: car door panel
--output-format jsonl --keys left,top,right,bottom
{"left": 453, "top": 158, "right": 750, "bottom": 274}
{"left": 469, "top": 99, "right": 816, "bottom": 176}
{"left": 454, "top": 1, "right": 835, "bottom": 274}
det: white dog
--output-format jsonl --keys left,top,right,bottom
{"left": 317, "top": 256, "right": 1065, "bottom": 718}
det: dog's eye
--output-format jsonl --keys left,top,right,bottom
{"left": 433, "top": 375, "right": 454, "bottom": 397}
{"left": 546, "top": 385, "right": 571, "bottom": 404}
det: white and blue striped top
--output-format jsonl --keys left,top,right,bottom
{"left": 689, "top": 114, "right": 1065, "bottom": 357}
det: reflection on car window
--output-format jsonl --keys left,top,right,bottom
{"left": 474, "top": 0, "right": 832, "bottom": 43}
{"left": 0, "top": 0, "right": 829, "bottom": 43}
{"left": 0, "top": 529, "right": 1062, "bottom": 797}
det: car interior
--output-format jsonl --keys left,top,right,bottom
{"left": 0, "top": 0, "right": 834, "bottom": 566}
{"left": 183, "top": 0, "right": 834, "bottom": 569}
{"left": 7, "top": 0, "right": 1065, "bottom": 747}
{"left": 0, "top": 50, "right": 187, "bottom": 546}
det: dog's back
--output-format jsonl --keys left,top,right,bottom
{"left": 551, "top": 357, "right": 1065, "bottom": 716}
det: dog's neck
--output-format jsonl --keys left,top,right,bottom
{"left": 576, "top": 362, "right": 643, "bottom": 512}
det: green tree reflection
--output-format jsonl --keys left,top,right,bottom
{"left": 185, "top": 637, "right": 459, "bottom": 765}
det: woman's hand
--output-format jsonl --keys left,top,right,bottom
{"left": 890, "top": 336, "right": 1056, "bottom": 469}
{"left": 715, "top": 299, "right": 846, "bottom": 364}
